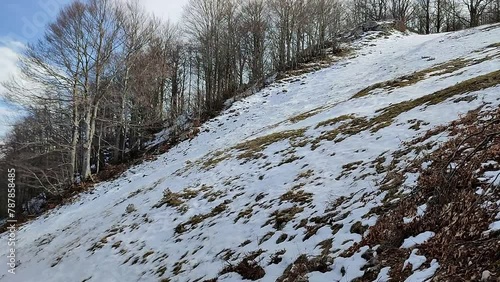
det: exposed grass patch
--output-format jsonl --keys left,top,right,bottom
{"left": 255, "top": 193, "right": 266, "bottom": 202}
{"left": 276, "top": 233, "right": 288, "bottom": 244}
{"left": 408, "top": 119, "right": 429, "bottom": 131}
{"left": 259, "top": 231, "right": 275, "bottom": 244}
{"left": 317, "top": 239, "right": 333, "bottom": 256}
{"left": 127, "top": 189, "right": 142, "bottom": 199}
{"left": 142, "top": 250, "right": 154, "bottom": 259}
{"left": 295, "top": 169, "right": 314, "bottom": 181}
{"left": 276, "top": 254, "right": 331, "bottom": 282}
{"left": 474, "top": 41, "right": 500, "bottom": 53}
{"left": 379, "top": 171, "right": 405, "bottom": 205}
{"left": 373, "top": 155, "right": 387, "bottom": 174}
{"left": 294, "top": 218, "right": 309, "bottom": 230}
{"left": 111, "top": 241, "right": 122, "bottom": 249}
{"left": 485, "top": 42, "right": 500, "bottom": 49}
{"left": 141, "top": 250, "right": 154, "bottom": 264}
{"left": 234, "top": 207, "right": 254, "bottom": 223}
{"left": 303, "top": 224, "right": 325, "bottom": 241}
{"left": 234, "top": 129, "right": 307, "bottom": 161}
{"left": 336, "top": 161, "right": 364, "bottom": 180}
{"left": 342, "top": 161, "right": 364, "bottom": 171}
{"left": 312, "top": 116, "right": 369, "bottom": 149}
{"left": 220, "top": 251, "right": 266, "bottom": 280}
{"left": 289, "top": 108, "right": 324, "bottom": 123}
{"left": 315, "top": 114, "right": 355, "bottom": 129}
{"left": 175, "top": 201, "right": 230, "bottom": 234}
{"left": 453, "top": 95, "right": 477, "bottom": 103}
{"left": 239, "top": 240, "right": 252, "bottom": 247}
{"left": 202, "top": 189, "right": 226, "bottom": 203}
{"left": 201, "top": 150, "right": 232, "bottom": 170}
{"left": 277, "top": 154, "right": 301, "bottom": 166}
{"left": 51, "top": 256, "right": 63, "bottom": 268}
{"left": 156, "top": 266, "right": 167, "bottom": 277}
{"left": 154, "top": 188, "right": 200, "bottom": 211}
{"left": 371, "top": 69, "right": 500, "bottom": 131}
{"left": 350, "top": 221, "right": 369, "bottom": 235}
{"left": 87, "top": 231, "right": 119, "bottom": 253}
{"left": 269, "top": 249, "right": 287, "bottom": 265}
{"left": 265, "top": 206, "right": 305, "bottom": 230}
{"left": 314, "top": 70, "right": 500, "bottom": 150}
{"left": 280, "top": 190, "right": 313, "bottom": 205}
{"left": 217, "top": 249, "right": 236, "bottom": 261}
{"left": 305, "top": 212, "right": 344, "bottom": 241}
{"left": 351, "top": 58, "right": 474, "bottom": 99}
{"left": 172, "top": 260, "right": 188, "bottom": 275}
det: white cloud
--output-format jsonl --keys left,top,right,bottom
{"left": 0, "top": 37, "right": 25, "bottom": 52}
{"left": 135, "top": 0, "right": 189, "bottom": 23}
{"left": 0, "top": 44, "right": 22, "bottom": 85}
{"left": 0, "top": 40, "right": 24, "bottom": 138}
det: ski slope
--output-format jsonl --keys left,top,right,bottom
{"left": 2, "top": 24, "right": 500, "bottom": 282}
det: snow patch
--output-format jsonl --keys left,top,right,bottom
{"left": 404, "top": 259, "right": 439, "bottom": 282}
{"left": 401, "top": 231, "right": 435, "bottom": 248}
{"left": 403, "top": 249, "right": 427, "bottom": 271}
{"left": 374, "top": 267, "right": 391, "bottom": 282}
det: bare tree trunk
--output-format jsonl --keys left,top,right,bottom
{"left": 82, "top": 102, "right": 99, "bottom": 180}
{"left": 70, "top": 101, "right": 79, "bottom": 181}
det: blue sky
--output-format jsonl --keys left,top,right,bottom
{"left": 0, "top": 0, "right": 72, "bottom": 43}
{"left": 0, "top": 0, "right": 73, "bottom": 138}
{"left": 0, "top": 0, "right": 186, "bottom": 44}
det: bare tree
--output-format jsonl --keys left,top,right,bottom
{"left": 352, "top": 0, "right": 389, "bottom": 21}
{"left": 113, "top": 0, "right": 155, "bottom": 162}
{"left": 241, "top": 0, "right": 268, "bottom": 84}
{"left": 78, "top": 0, "right": 122, "bottom": 179}
{"left": 391, "top": 0, "right": 414, "bottom": 26}
{"left": 4, "top": 0, "right": 122, "bottom": 181}
{"left": 435, "top": 0, "right": 444, "bottom": 32}
{"left": 442, "top": 0, "right": 465, "bottom": 30}
{"left": 184, "top": 0, "right": 240, "bottom": 112}
{"left": 419, "top": 0, "right": 432, "bottom": 33}
{"left": 3, "top": 1, "right": 88, "bottom": 183}
{"left": 464, "top": 0, "right": 495, "bottom": 26}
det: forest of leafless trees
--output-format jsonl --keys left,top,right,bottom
{"left": 0, "top": 0, "right": 499, "bottom": 217}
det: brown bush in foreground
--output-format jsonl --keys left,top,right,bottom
{"left": 349, "top": 107, "right": 500, "bottom": 281}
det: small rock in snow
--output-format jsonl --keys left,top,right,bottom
{"left": 126, "top": 204, "right": 136, "bottom": 213}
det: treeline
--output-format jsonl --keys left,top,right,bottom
{"left": 0, "top": 0, "right": 499, "bottom": 217}
{"left": 0, "top": 0, "right": 344, "bottom": 216}
{"left": 351, "top": 0, "right": 500, "bottom": 33}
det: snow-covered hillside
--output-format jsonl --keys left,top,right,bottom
{"left": 2, "top": 24, "right": 500, "bottom": 282}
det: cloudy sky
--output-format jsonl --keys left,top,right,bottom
{"left": 140, "top": 0, "right": 189, "bottom": 22}
{"left": 0, "top": 0, "right": 188, "bottom": 137}
{"left": 0, "top": 0, "right": 187, "bottom": 41}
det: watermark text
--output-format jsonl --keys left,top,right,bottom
{"left": 6, "top": 168, "right": 16, "bottom": 275}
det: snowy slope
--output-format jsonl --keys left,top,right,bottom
{"left": 2, "top": 24, "right": 500, "bottom": 282}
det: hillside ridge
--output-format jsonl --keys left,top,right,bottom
{"left": 2, "top": 24, "right": 500, "bottom": 282}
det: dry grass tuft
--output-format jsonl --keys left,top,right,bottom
{"left": 220, "top": 251, "right": 266, "bottom": 280}
{"left": 264, "top": 206, "right": 305, "bottom": 230}
{"left": 276, "top": 254, "right": 332, "bottom": 282}
{"left": 234, "top": 129, "right": 307, "bottom": 161}
{"left": 175, "top": 201, "right": 230, "bottom": 234}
